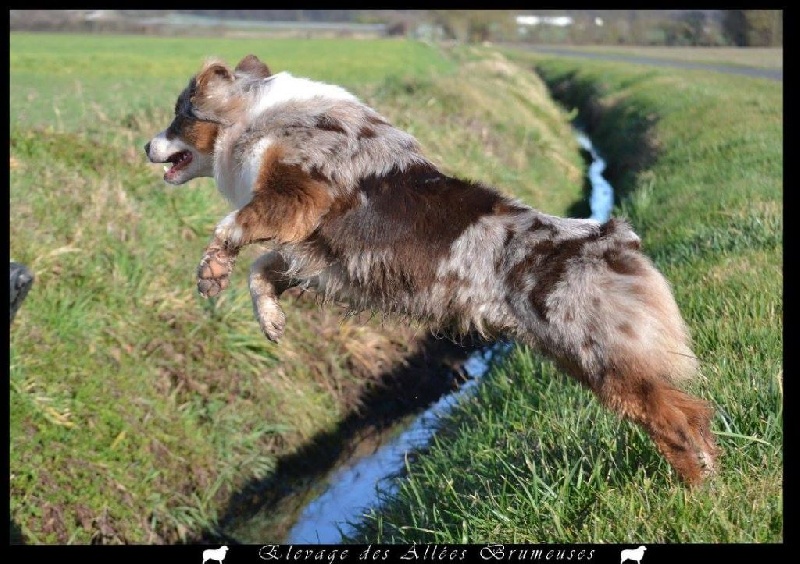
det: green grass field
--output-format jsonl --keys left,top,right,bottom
{"left": 10, "top": 33, "right": 782, "bottom": 545}
{"left": 349, "top": 48, "right": 783, "bottom": 543}
{"left": 519, "top": 45, "right": 783, "bottom": 70}
{"left": 10, "top": 34, "right": 586, "bottom": 544}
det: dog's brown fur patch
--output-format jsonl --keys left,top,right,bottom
{"left": 598, "top": 370, "right": 717, "bottom": 485}
{"left": 237, "top": 144, "right": 334, "bottom": 244}
{"left": 190, "top": 59, "right": 246, "bottom": 125}
{"left": 311, "top": 163, "right": 506, "bottom": 303}
{"left": 182, "top": 121, "right": 219, "bottom": 154}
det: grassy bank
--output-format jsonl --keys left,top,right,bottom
{"left": 517, "top": 45, "right": 783, "bottom": 70}
{"left": 352, "top": 51, "right": 782, "bottom": 543}
{"left": 9, "top": 34, "right": 584, "bottom": 544}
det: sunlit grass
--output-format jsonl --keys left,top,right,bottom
{"left": 526, "top": 44, "right": 783, "bottom": 70}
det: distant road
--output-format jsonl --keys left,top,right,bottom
{"left": 506, "top": 45, "right": 783, "bottom": 82}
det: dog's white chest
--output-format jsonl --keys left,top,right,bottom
{"left": 214, "top": 134, "right": 272, "bottom": 209}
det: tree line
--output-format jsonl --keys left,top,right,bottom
{"left": 418, "top": 10, "right": 782, "bottom": 47}
{"left": 10, "top": 10, "right": 782, "bottom": 47}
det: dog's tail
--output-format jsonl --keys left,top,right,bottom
{"left": 534, "top": 218, "right": 699, "bottom": 386}
{"left": 609, "top": 249, "right": 699, "bottom": 385}
{"left": 592, "top": 244, "right": 716, "bottom": 485}
{"left": 585, "top": 218, "right": 699, "bottom": 384}
{"left": 518, "top": 218, "right": 716, "bottom": 484}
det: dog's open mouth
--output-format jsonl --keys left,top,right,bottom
{"left": 163, "top": 151, "right": 193, "bottom": 181}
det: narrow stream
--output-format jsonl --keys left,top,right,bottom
{"left": 576, "top": 130, "right": 614, "bottom": 223}
{"left": 283, "top": 131, "right": 615, "bottom": 544}
{"left": 286, "top": 343, "right": 512, "bottom": 543}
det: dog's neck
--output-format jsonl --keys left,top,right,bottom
{"left": 244, "top": 72, "right": 360, "bottom": 123}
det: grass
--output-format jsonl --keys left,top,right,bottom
{"left": 521, "top": 44, "right": 783, "bottom": 70}
{"left": 10, "top": 34, "right": 454, "bottom": 133}
{"left": 12, "top": 32, "right": 781, "bottom": 546}
{"left": 9, "top": 34, "right": 584, "bottom": 544}
{"left": 349, "top": 49, "right": 782, "bottom": 543}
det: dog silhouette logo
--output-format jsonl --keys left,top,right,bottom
{"left": 620, "top": 546, "right": 646, "bottom": 564}
{"left": 202, "top": 545, "right": 229, "bottom": 564}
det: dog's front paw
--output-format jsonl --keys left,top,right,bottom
{"left": 197, "top": 244, "right": 236, "bottom": 298}
{"left": 253, "top": 295, "right": 287, "bottom": 342}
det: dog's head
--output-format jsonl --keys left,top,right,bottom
{"left": 144, "top": 55, "right": 272, "bottom": 185}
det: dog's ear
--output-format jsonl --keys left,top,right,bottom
{"left": 196, "top": 59, "right": 235, "bottom": 91}
{"left": 235, "top": 54, "right": 272, "bottom": 79}
{"left": 191, "top": 58, "right": 242, "bottom": 125}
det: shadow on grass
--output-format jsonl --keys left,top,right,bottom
{"left": 10, "top": 517, "right": 25, "bottom": 545}
{"left": 197, "top": 332, "right": 487, "bottom": 544}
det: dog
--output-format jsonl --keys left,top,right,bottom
{"left": 145, "top": 54, "right": 717, "bottom": 485}
{"left": 620, "top": 546, "right": 646, "bottom": 564}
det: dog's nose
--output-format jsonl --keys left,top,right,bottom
{"left": 143, "top": 142, "right": 151, "bottom": 157}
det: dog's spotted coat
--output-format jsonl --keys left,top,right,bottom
{"left": 146, "top": 55, "right": 717, "bottom": 485}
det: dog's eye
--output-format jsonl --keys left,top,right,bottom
{"left": 174, "top": 102, "right": 198, "bottom": 120}
{"left": 183, "top": 106, "right": 223, "bottom": 126}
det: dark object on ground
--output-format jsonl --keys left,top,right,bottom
{"left": 10, "top": 262, "right": 34, "bottom": 324}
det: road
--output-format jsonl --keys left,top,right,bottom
{"left": 506, "top": 45, "right": 783, "bottom": 82}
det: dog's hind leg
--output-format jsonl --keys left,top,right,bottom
{"left": 249, "top": 251, "right": 299, "bottom": 342}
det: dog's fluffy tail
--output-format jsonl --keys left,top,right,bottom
{"left": 594, "top": 252, "right": 716, "bottom": 485}
{"left": 516, "top": 218, "right": 716, "bottom": 484}
{"left": 528, "top": 218, "right": 699, "bottom": 387}
{"left": 609, "top": 252, "right": 699, "bottom": 384}
{"left": 601, "top": 251, "right": 717, "bottom": 485}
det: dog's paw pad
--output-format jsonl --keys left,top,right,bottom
{"left": 198, "top": 277, "right": 229, "bottom": 298}
{"left": 254, "top": 298, "right": 286, "bottom": 342}
{"left": 198, "top": 257, "right": 231, "bottom": 280}
{"left": 197, "top": 246, "right": 236, "bottom": 298}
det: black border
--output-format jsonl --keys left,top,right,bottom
{"left": 6, "top": 7, "right": 790, "bottom": 557}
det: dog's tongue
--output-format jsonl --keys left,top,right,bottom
{"left": 163, "top": 151, "right": 192, "bottom": 180}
